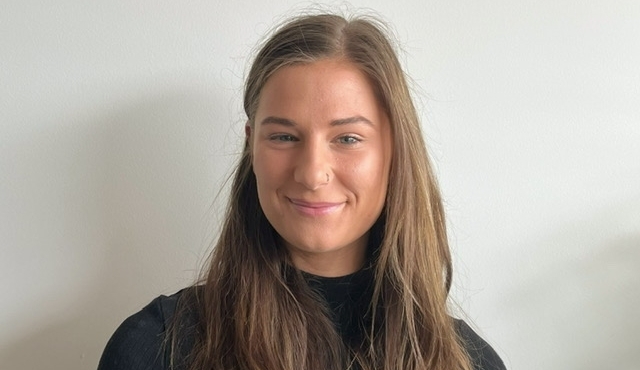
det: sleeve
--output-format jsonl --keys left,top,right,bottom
{"left": 455, "top": 319, "right": 507, "bottom": 370}
{"left": 97, "top": 296, "right": 170, "bottom": 370}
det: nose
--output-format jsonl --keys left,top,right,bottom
{"left": 293, "top": 140, "right": 331, "bottom": 190}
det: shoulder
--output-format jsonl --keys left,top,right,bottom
{"left": 97, "top": 287, "right": 198, "bottom": 370}
{"left": 454, "top": 319, "right": 507, "bottom": 370}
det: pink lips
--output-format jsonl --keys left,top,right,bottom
{"left": 288, "top": 198, "right": 344, "bottom": 216}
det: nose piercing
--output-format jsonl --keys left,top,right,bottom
{"left": 326, "top": 173, "right": 330, "bottom": 183}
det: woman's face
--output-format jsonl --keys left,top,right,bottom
{"left": 249, "top": 59, "right": 392, "bottom": 277}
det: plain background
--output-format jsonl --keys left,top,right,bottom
{"left": 1, "top": 1, "right": 639, "bottom": 369}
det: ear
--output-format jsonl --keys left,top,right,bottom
{"left": 244, "top": 121, "right": 253, "bottom": 153}
{"left": 245, "top": 123, "right": 253, "bottom": 161}
{"left": 245, "top": 123, "right": 255, "bottom": 172}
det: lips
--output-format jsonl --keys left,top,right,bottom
{"left": 287, "top": 198, "right": 345, "bottom": 216}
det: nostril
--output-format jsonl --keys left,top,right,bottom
{"left": 294, "top": 165, "right": 331, "bottom": 190}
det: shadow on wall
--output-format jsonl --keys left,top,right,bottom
{"left": 0, "top": 90, "right": 234, "bottom": 370}
{"left": 504, "top": 203, "right": 640, "bottom": 370}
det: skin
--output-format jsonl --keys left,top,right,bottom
{"left": 248, "top": 58, "right": 393, "bottom": 277}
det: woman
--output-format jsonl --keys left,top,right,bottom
{"left": 99, "top": 13, "right": 506, "bottom": 370}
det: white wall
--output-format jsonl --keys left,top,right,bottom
{"left": 1, "top": 1, "right": 639, "bottom": 369}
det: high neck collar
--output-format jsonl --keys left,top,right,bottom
{"left": 302, "top": 265, "right": 374, "bottom": 345}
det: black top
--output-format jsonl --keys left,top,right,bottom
{"left": 98, "top": 271, "right": 506, "bottom": 370}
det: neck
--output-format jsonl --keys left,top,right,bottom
{"left": 288, "top": 237, "right": 368, "bottom": 277}
{"left": 292, "top": 252, "right": 365, "bottom": 277}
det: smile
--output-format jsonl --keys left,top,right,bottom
{"left": 287, "top": 198, "right": 345, "bottom": 216}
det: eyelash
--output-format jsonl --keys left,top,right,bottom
{"left": 267, "top": 134, "right": 362, "bottom": 145}
{"left": 269, "top": 134, "right": 298, "bottom": 142}
{"left": 336, "top": 135, "right": 362, "bottom": 145}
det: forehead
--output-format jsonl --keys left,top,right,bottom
{"left": 256, "top": 59, "right": 385, "bottom": 125}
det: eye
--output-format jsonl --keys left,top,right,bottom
{"left": 269, "top": 134, "right": 298, "bottom": 142}
{"left": 336, "top": 135, "right": 362, "bottom": 145}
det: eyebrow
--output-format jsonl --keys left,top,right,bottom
{"left": 259, "top": 115, "right": 374, "bottom": 127}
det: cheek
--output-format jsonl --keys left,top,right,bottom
{"left": 253, "top": 155, "right": 276, "bottom": 216}
{"left": 253, "top": 155, "right": 270, "bottom": 188}
{"left": 345, "top": 149, "right": 390, "bottom": 197}
{"left": 253, "top": 148, "right": 286, "bottom": 192}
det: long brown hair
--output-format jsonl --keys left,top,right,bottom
{"left": 174, "top": 12, "right": 472, "bottom": 370}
